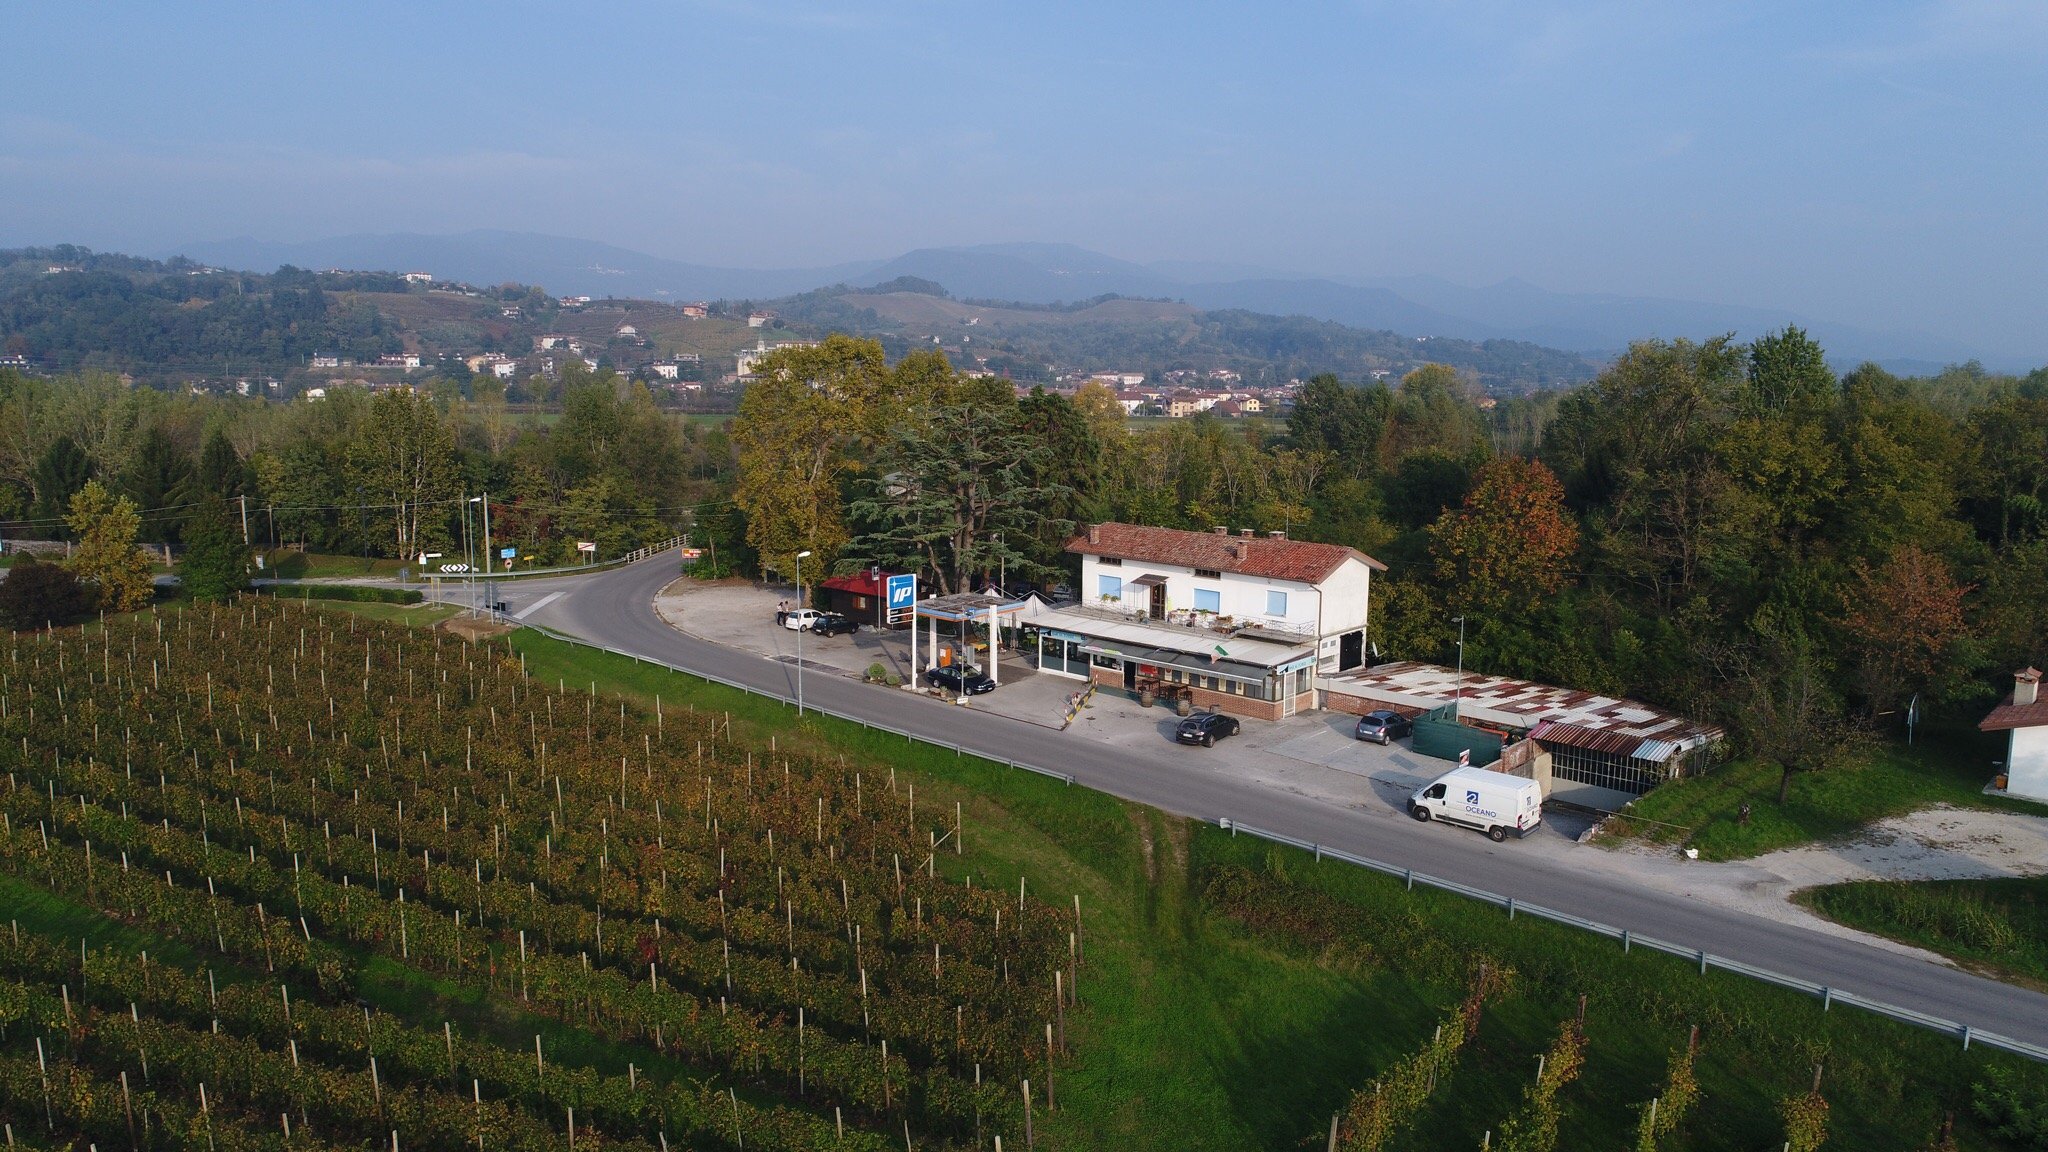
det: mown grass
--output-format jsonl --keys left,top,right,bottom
{"left": 1801, "top": 877, "right": 2048, "bottom": 989}
{"left": 502, "top": 629, "right": 2048, "bottom": 1150}
{"left": 1606, "top": 726, "right": 2027, "bottom": 861}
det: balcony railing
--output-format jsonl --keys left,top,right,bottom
{"left": 1061, "top": 600, "right": 1315, "bottom": 641}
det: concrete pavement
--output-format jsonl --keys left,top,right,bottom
{"left": 444, "top": 550, "right": 2048, "bottom": 1050}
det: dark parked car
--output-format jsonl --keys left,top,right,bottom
{"left": 809, "top": 613, "right": 860, "bottom": 636}
{"left": 1175, "top": 711, "right": 1241, "bottom": 747}
{"left": 924, "top": 666, "right": 996, "bottom": 695}
{"left": 1354, "top": 709, "right": 1413, "bottom": 744}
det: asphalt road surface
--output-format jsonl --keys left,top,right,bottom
{"left": 462, "top": 553, "right": 2048, "bottom": 1050}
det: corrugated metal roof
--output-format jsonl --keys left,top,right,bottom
{"left": 1631, "top": 738, "right": 1681, "bottom": 763}
{"left": 1332, "top": 661, "right": 1722, "bottom": 750}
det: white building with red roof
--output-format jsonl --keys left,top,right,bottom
{"left": 1984, "top": 667, "right": 2048, "bottom": 802}
{"left": 1022, "top": 522, "right": 1384, "bottom": 720}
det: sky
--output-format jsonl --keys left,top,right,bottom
{"left": 3, "top": 1, "right": 2045, "bottom": 361}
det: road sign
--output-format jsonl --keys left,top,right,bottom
{"left": 439, "top": 563, "right": 470, "bottom": 573}
{"left": 500, "top": 547, "right": 516, "bottom": 559}
{"left": 576, "top": 541, "right": 597, "bottom": 553}
{"left": 680, "top": 547, "right": 704, "bottom": 559}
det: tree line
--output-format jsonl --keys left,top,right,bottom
{"left": 0, "top": 362, "right": 728, "bottom": 572}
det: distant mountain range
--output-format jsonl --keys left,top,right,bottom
{"left": 170, "top": 231, "right": 1996, "bottom": 372}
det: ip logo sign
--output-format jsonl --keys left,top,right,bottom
{"left": 1465, "top": 790, "right": 1481, "bottom": 805}
{"left": 886, "top": 574, "right": 917, "bottom": 611}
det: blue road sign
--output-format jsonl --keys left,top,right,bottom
{"left": 500, "top": 547, "right": 517, "bottom": 559}
{"left": 886, "top": 573, "right": 916, "bottom": 611}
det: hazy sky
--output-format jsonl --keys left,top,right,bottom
{"left": 4, "top": 1, "right": 2044, "bottom": 358}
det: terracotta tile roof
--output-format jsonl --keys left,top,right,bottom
{"left": 1981, "top": 683, "right": 2048, "bottom": 733}
{"left": 1068, "top": 522, "right": 1384, "bottom": 583}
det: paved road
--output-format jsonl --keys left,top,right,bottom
{"left": 458, "top": 554, "right": 2048, "bottom": 1050}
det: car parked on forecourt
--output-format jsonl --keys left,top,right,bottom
{"left": 1175, "top": 711, "right": 1242, "bottom": 747}
{"left": 924, "top": 666, "right": 996, "bottom": 695}
{"left": 1353, "top": 709, "right": 1413, "bottom": 744}
{"left": 809, "top": 613, "right": 860, "bottom": 636}
{"left": 779, "top": 608, "right": 824, "bottom": 631}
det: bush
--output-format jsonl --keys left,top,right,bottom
{"left": 266, "top": 584, "right": 423, "bottom": 605}
{"left": 0, "top": 554, "right": 90, "bottom": 629}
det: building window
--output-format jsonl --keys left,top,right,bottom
{"left": 1099, "top": 557, "right": 1122, "bottom": 567}
{"left": 1091, "top": 653, "right": 1120, "bottom": 668}
{"left": 1194, "top": 588, "right": 1221, "bottom": 613}
{"left": 1193, "top": 568, "right": 1221, "bottom": 579}
{"left": 1267, "top": 589, "right": 1288, "bottom": 616}
{"left": 1098, "top": 575, "right": 1122, "bottom": 600}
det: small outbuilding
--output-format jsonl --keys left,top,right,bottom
{"left": 1982, "top": 667, "right": 2048, "bottom": 803}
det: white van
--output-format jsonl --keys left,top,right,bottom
{"left": 1408, "top": 766, "right": 1543, "bottom": 842}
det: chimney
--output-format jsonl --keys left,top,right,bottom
{"left": 1212, "top": 526, "right": 1230, "bottom": 535}
{"left": 1229, "top": 541, "right": 1246, "bottom": 560}
{"left": 1239, "top": 528, "right": 1255, "bottom": 538}
{"left": 1087, "top": 524, "right": 1101, "bottom": 545}
{"left": 1267, "top": 530, "right": 1286, "bottom": 540}
{"left": 2019, "top": 667, "right": 2043, "bottom": 707}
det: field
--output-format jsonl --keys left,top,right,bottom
{"left": 1603, "top": 730, "right": 2026, "bottom": 861}
{"left": 4, "top": 604, "right": 2047, "bottom": 1151}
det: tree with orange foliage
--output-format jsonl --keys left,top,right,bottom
{"left": 1428, "top": 456, "right": 1579, "bottom": 616}
{"left": 1840, "top": 545, "right": 1972, "bottom": 713}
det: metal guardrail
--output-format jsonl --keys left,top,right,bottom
{"left": 1214, "top": 819, "right": 2048, "bottom": 1064}
{"left": 480, "top": 551, "right": 2048, "bottom": 1067}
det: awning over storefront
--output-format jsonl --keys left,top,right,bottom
{"left": 1127, "top": 573, "right": 1169, "bottom": 588}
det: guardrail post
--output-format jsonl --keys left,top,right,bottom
{"left": 1822, "top": 986, "right": 1831, "bottom": 1012}
{"left": 1962, "top": 1025, "right": 1972, "bottom": 1051}
{"left": 1507, "top": 897, "right": 1516, "bottom": 920}
{"left": 1698, "top": 950, "right": 1708, "bottom": 975}
{"left": 1405, "top": 868, "right": 1414, "bottom": 891}
{"left": 1621, "top": 930, "right": 1630, "bottom": 953}
{"left": 1313, "top": 844, "right": 1322, "bottom": 862}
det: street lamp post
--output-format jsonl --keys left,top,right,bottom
{"left": 795, "top": 550, "right": 813, "bottom": 717}
{"left": 469, "top": 495, "right": 490, "bottom": 617}
{"left": 1452, "top": 615, "right": 1467, "bottom": 720}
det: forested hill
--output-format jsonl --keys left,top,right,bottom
{"left": 0, "top": 246, "right": 1596, "bottom": 391}
{"left": 768, "top": 282, "right": 1599, "bottom": 391}
{"left": 0, "top": 246, "right": 554, "bottom": 377}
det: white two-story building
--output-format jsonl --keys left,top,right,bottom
{"left": 1023, "top": 522, "right": 1384, "bottom": 720}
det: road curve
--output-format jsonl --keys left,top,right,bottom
{"left": 512, "top": 551, "right": 2048, "bottom": 1050}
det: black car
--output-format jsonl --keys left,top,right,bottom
{"left": 924, "top": 666, "right": 996, "bottom": 695}
{"left": 809, "top": 613, "right": 860, "bottom": 637}
{"left": 1175, "top": 711, "right": 1241, "bottom": 747}
{"left": 1353, "top": 709, "right": 1413, "bottom": 744}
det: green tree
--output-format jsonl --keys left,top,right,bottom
{"left": 730, "top": 336, "right": 894, "bottom": 581}
{"left": 846, "top": 379, "right": 1072, "bottom": 594}
{"left": 196, "top": 428, "right": 249, "bottom": 500}
{"left": 64, "top": 479, "right": 154, "bottom": 612}
{"left": 344, "top": 388, "right": 458, "bottom": 561}
{"left": 119, "top": 426, "right": 197, "bottom": 546}
{"left": 178, "top": 497, "right": 250, "bottom": 603}
{"left": 30, "top": 434, "right": 93, "bottom": 537}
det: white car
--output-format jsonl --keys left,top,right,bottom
{"left": 779, "top": 608, "right": 825, "bottom": 631}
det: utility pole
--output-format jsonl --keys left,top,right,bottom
{"left": 1453, "top": 615, "right": 1467, "bottom": 720}
{"left": 237, "top": 494, "right": 249, "bottom": 545}
{"left": 481, "top": 492, "right": 492, "bottom": 617}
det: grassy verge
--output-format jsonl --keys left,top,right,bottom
{"left": 257, "top": 549, "right": 408, "bottom": 580}
{"left": 1605, "top": 729, "right": 2027, "bottom": 861}
{"left": 1800, "top": 877, "right": 2048, "bottom": 989}
{"left": 504, "top": 629, "right": 2048, "bottom": 1150}
{"left": 313, "top": 600, "right": 463, "bottom": 626}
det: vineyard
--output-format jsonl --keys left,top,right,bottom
{"left": 0, "top": 599, "right": 1076, "bottom": 1150}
